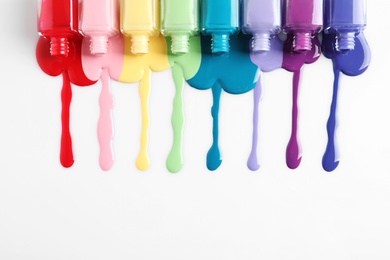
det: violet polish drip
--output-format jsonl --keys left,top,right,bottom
{"left": 322, "top": 0, "right": 369, "bottom": 171}
{"left": 248, "top": 35, "right": 284, "bottom": 171}
{"left": 243, "top": 0, "right": 282, "bottom": 170}
{"left": 247, "top": 78, "right": 262, "bottom": 171}
{"left": 322, "top": 31, "right": 370, "bottom": 171}
{"left": 322, "top": 67, "right": 340, "bottom": 171}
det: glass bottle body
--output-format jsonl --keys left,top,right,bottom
{"left": 324, "top": 0, "right": 366, "bottom": 51}
{"left": 38, "top": 0, "right": 79, "bottom": 56}
{"left": 282, "top": 0, "right": 323, "bottom": 52}
{"left": 242, "top": 0, "right": 281, "bottom": 52}
{"left": 161, "top": 0, "right": 199, "bottom": 55}
{"left": 201, "top": 0, "right": 240, "bottom": 53}
{"left": 80, "top": 0, "right": 119, "bottom": 54}
{"left": 121, "top": 0, "right": 160, "bottom": 54}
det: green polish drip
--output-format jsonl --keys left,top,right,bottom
{"left": 166, "top": 65, "right": 185, "bottom": 173}
{"left": 166, "top": 36, "right": 202, "bottom": 172}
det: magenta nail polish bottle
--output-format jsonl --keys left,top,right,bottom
{"left": 324, "top": 0, "right": 366, "bottom": 52}
{"left": 282, "top": 0, "right": 323, "bottom": 52}
{"left": 242, "top": 0, "right": 281, "bottom": 52}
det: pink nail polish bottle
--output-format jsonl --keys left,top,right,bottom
{"left": 80, "top": 0, "right": 119, "bottom": 54}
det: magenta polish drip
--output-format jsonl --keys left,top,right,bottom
{"left": 282, "top": 35, "right": 321, "bottom": 169}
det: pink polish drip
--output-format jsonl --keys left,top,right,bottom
{"left": 98, "top": 68, "right": 114, "bottom": 171}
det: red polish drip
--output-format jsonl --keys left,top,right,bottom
{"left": 38, "top": 0, "right": 79, "bottom": 57}
{"left": 36, "top": 37, "right": 96, "bottom": 168}
{"left": 60, "top": 70, "right": 74, "bottom": 168}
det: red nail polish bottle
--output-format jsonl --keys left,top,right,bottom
{"left": 38, "top": 0, "right": 80, "bottom": 57}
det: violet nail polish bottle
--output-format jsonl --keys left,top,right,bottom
{"left": 282, "top": 0, "right": 323, "bottom": 52}
{"left": 242, "top": 0, "right": 281, "bottom": 52}
{"left": 324, "top": 0, "right": 366, "bottom": 52}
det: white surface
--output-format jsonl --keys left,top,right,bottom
{"left": 1, "top": 1, "right": 390, "bottom": 259}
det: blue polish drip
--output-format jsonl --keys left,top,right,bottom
{"left": 322, "top": 32, "right": 370, "bottom": 172}
{"left": 187, "top": 35, "right": 258, "bottom": 170}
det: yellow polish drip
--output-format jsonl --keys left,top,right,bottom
{"left": 119, "top": 35, "right": 170, "bottom": 171}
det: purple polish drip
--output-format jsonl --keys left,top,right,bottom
{"left": 248, "top": 36, "right": 283, "bottom": 171}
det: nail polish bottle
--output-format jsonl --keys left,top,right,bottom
{"left": 121, "top": 0, "right": 160, "bottom": 54}
{"left": 242, "top": 0, "right": 281, "bottom": 52}
{"left": 80, "top": 0, "right": 119, "bottom": 55}
{"left": 161, "top": 0, "right": 199, "bottom": 55}
{"left": 324, "top": 0, "right": 366, "bottom": 52}
{"left": 201, "top": 0, "right": 240, "bottom": 54}
{"left": 282, "top": 0, "right": 323, "bottom": 52}
{"left": 37, "top": 0, "right": 79, "bottom": 57}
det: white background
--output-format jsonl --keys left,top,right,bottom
{"left": 1, "top": 1, "right": 390, "bottom": 259}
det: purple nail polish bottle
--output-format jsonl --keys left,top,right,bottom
{"left": 282, "top": 0, "right": 323, "bottom": 52}
{"left": 324, "top": 0, "right": 367, "bottom": 52}
{"left": 242, "top": 0, "right": 281, "bottom": 53}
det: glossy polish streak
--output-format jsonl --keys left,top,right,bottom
{"left": 248, "top": 36, "right": 284, "bottom": 170}
{"left": 80, "top": 0, "right": 120, "bottom": 170}
{"left": 98, "top": 69, "right": 114, "bottom": 170}
{"left": 36, "top": 37, "right": 96, "bottom": 167}
{"left": 61, "top": 71, "right": 73, "bottom": 167}
{"left": 81, "top": 35, "right": 124, "bottom": 171}
{"left": 187, "top": 35, "right": 258, "bottom": 170}
{"left": 322, "top": 33, "right": 370, "bottom": 171}
{"left": 282, "top": 35, "right": 321, "bottom": 169}
{"left": 166, "top": 36, "right": 202, "bottom": 173}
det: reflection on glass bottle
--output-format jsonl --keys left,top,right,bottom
{"left": 121, "top": 0, "right": 160, "bottom": 54}
{"left": 80, "top": 0, "right": 119, "bottom": 55}
{"left": 161, "top": 0, "right": 199, "bottom": 55}
{"left": 201, "top": 0, "right": 240, "bottom": 54}
{"left": 242, "top": 0, "right": 281, "bottom": 52}
{"left": 282, "top": 0, "right": 323, "bottom": 52}
{"left": 324, "top": 0, "right": 366, "bottom": 52}
{"left": 37, "top": 0, "right": 79, "bottom": 57}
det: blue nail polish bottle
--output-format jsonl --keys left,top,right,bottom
{"left": 324, "top": 0, "right": 367, "bottom": 52}
{"left": 201, "top": 0, "right": 240, "bottom": 54}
